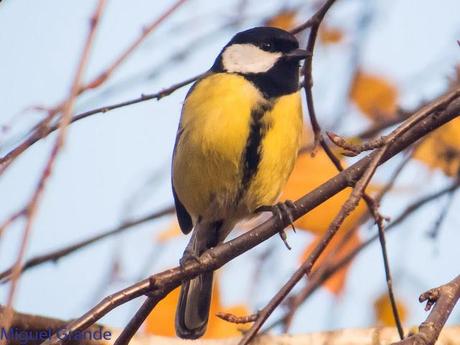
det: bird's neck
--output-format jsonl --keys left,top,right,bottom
{"left": 211, "top": 60, "right": 300, "bottom": 99}
{"left": 241, "top": 62, "right": 300, "bottom": 99}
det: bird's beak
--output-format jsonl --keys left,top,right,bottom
{"left": 285, "top": 49, "right": 310, "bottom": 61}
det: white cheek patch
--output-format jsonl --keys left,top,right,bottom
{"left": 222, "top": 44, "right": 282, "bottom": 74}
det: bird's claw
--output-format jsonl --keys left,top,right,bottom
{"left": 278, "top": 229, "right": 291, "bottom": 250}
{"left": 255, "top": 200, "right": 298, "bottom": 250}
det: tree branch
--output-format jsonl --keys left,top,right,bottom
{"left": 391, "top": 275, "right": 460, "bottom": 345}
{"left": 0, "top": 206, "right": 174, "bottom": 283}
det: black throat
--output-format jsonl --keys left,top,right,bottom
{"left": 211, "top": 58, "right": 300, "bottom": 99}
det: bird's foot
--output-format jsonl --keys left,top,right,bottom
{"left": 255, "top": 200, "right": 298, "bottom": 230}
{"left": 179, "top": 249, "right": 201, "bottom": 270}
{"left": 278, "top": 229, "right": 291, "bottom": 250}
{"left": 255, "top": 200, "right": 298, "bottom": 250}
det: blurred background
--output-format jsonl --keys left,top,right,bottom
{"left": 0, "top": 0, "right": 459, "bottom": 338}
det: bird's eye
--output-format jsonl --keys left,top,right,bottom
{"left": 261, "top": 42, "right": 273, "bottom": 51}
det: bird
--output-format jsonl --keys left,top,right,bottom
{"left": 171, "top": 26, "right": 307, "bottom": 339}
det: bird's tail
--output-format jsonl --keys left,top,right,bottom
{"left": 175, "top": 220, "right": 221, "bottom": 339}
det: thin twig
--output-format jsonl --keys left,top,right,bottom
{"left": 302, "top": 0, "right": 338, "bottom": 151}
{"left": 0, "top": 206, "right": 174, "bottom": 283}
{"left": 375, "top": 146, "right": 418, "bottom": 201}
{"left": 328, "top": 131, "right": 385, "bottom": 156}
{"left": 113, "top": 296, "right": 161, "bottom": 345}
{"left": 290, "top": 15, "right": 316, "bottom": 35}
{"left": 372, "top": 147, "right": 420, "bottom": 340}
{"left": 427, "top": 188, "right": 457, "bottom": 239}
{"left": 216, "top": 311, "right": 258, "bottom": 324}
{"left": 0, "top": 209, "right": 25, "bottom": 238}
{"left": 376, "top": 212, "right": 404, "bottom": 339}
{"left": 357, "top": 110, "right": 411, "bottom": 139}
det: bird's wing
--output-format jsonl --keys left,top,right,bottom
{"left": 172, "top": 183, "right": 193, "bottom": 234}
{"left": 172, "top": 126, "right": 193, "bottom": 234}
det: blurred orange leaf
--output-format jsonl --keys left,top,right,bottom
{"left": 145, "top": 286, "right": 181, "bottom": 337}
{"left": 414, "top": 117, "right": 460, "bottom": 177}
{"left": 280, "top": 148, "right": 368, "bottom": 236}
{"left": 300, "top": 230, "right": 362, "bottom": 295}
{"left": 350, "top": 70, "right": 398, "bottom": 120}
{"left": 319, "top": 25, "right": 344, "bottom": 44}
{"left": 374, "top": 292, "right": 408, "bottom": 326}
{"left": 145, "top": 278, "right": 250, "bottom": 338}
{"left": 155, "top": 221, "right": 182, "bottom": 243}
{"left": 264, "top": 9, "right": 298, "bottom": 31}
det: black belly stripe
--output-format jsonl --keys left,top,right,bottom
{"left": 239, "top": 101, "right": 273, "bottom": 194}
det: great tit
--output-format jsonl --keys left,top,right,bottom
{"left": 172, "top": 26, "right": 307, "bottom": 339}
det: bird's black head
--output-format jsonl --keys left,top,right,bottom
{"left": 211, "top": 27, "right": 307, "bottom": 98}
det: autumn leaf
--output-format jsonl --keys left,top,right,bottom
{"left": 145, "top": 278, "right": 250, "bottom": 338}
{"left": 374, "top": 292, "right": 408, "bottom": 326}
{"left": 280, "top": 149, "right": 368, "bottom": 236}
{"left": 414, "top": 117, "right": 460, "bottom": 177}
{"left": 300, "top": 230, "right": 362, "bottom": 295}
{"left": 350, "top": 70, "right": 398, "bottom": 120}
{"left": 319, "top": 25, "right": 344, "bottom": 45}
{"left": 145, "top": 286, "right": 181, "bottom": 337}
{"left": 155, "top": 221, "right": 182, "bottom": 243}
{"left": 264, "top": 9, "right": 298, "bottom": 31}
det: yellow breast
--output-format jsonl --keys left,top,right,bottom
{"left": 244, "top": 92, "right": 303, "bottom": 211}
{"left": 172, "top": 73, "right": 303, "bottom": 221}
